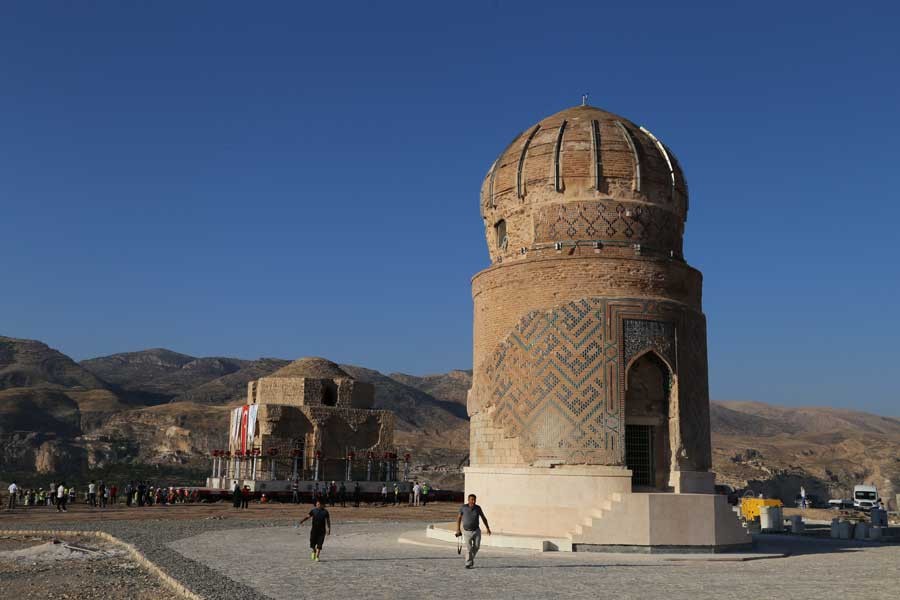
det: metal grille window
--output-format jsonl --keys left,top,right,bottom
{"left": 625, "top": 425, "right": 654, "bottom": 487}
{"left": 495, "top": 219, "right": 508, "bottom": 249}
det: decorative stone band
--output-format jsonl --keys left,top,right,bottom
{"left": 472, "top": 296, "right": 711, "bottom": 471}
{"left": 533, "top": 200, "right": 683, "bottom": 257}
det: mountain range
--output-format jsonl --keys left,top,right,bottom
{"left": 1, "top": 335, "right": 897, "bottom": 506}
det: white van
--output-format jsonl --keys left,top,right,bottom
{"left": 853, "top": 485, "right": 878, "bottom": 510}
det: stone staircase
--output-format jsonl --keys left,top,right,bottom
{"left": 566, "top": 492, "right": 752, "bottom": 549}
{"left": 568, "top": 492, "right": 626, "bottom": 542}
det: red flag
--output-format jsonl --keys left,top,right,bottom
{"left": 239, "top": 405, "right": 250, "bottom": 454}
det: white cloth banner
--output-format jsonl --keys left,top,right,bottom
{"left": 246, "top": 404, "right": 260, "bottom": 448}
{"left": 230, "top": 407, "right": 243, "bottom": 448}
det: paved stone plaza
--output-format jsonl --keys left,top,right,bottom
{"left": 170, "top": 521, "right": 897, "bottom": 600}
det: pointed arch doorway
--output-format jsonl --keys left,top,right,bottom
{"left": 625, "top": 351, "right": 673, "bottom": 491}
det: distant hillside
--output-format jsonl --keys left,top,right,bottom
{"left": 0, "top": 336, "right": 107, "bottom": 391}
{"left": 0, "top": 339, "right": 471, "bottom": 489}
{"left": 170, "top": 358, "right": 290, "bottom": 405}
{"left": 710, "top": 401, "right": 900, "bottom": 507}
{"left": 80, "top": 350, "right": 289, "bottom": 405}
{"left": 388, "top": 370, "right": 471, "bottom": 408}
{"left": 2, "top": 336, "right": 898, "bottom": 502}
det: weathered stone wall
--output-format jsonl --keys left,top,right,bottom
{"left": 468, "top": 411, "right": 526, "bottom": 466}
{"left": 255, "top": 377, "right": 306, "bottom": 406}
{"left": 348, "top": 381, "right": 375, "bottom": 409}
{"left": 470, "top": 292, "right": 710, "bottom": 470}
{"left": 472, "top": 256, "right": 702, "bottom": 366}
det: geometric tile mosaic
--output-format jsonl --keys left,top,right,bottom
{"left": 484, "top": 297, "right": 618, "bottom": 464}
{"left": 480, "top": 297, "right": 710, "bottom": 469}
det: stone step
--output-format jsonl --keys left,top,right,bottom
{"left": 569, "top": 493, "right": 628, "bottom": 542}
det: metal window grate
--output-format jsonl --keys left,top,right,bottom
{"left": 625, "top": 425, "right": 654, "bottom": 487}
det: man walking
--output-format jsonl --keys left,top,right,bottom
{"left": 299, "top": 499, "right": 331, "bottom": 561}
{"left": 6, "top": 481, "right": 17, "bottom": 511}
{"left": 455, "top": 494, "right": 491, "bottom": 569}
{"left": 56, "top": 482, "right": 67, "bottom": 512}
{"left": 291, "top": 478, "right": 300, "bottom": 504}
{"left": 413, "top": 481, "right": 421, "bottom": 507}
{"left": 88, "top": 480, "right": 97, "bottom": 507}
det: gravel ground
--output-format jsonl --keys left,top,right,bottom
{"left": 2, "top": 505, "right": 897, "bottom": 600}
{"left": 171, "top": 522, "right": 900, "bottom": 600}
{"left": 0, "top": 503, "right": 458, "bottom": 599}
{"left": 2, "top": 518, "right": 282, "bottom": 599}
{"left": 0, "top": 533, "right": 166, "bottom": 599}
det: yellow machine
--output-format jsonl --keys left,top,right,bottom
{"left": 740, "top": 497, "right": 783, "bottom": 521}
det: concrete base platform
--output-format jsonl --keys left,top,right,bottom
{"left": 425, "top": 523, "right": 779, "bottom": 560}
{"left": 462, "top": 465, "right": 750, "bottom": 551}
{"left": 427, "top": 522, "right": 573, "bottom": 552}
{"left": 573, "top": 542, "right": 753, "bottom": 554}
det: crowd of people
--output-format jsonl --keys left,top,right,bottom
{"left": 5, "top": 477, "right": 439, "bottom": 512}
{"left": 3, "top": 479, "right": 202, "bottom": 510}
{"left": 282, "top": 479, "right": 433, "bottom": 508}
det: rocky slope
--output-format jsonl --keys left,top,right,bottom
{"left": 0, "top": 336, "right": 107, "bottom": 391}
{"left": 80, "top": 349, "right": 290, "bottom": 405}
{"left": 710, "top": 401, "right": 900, "bottom": 506}
{"left": 1, "top": 336, "right": 897, "bottom": 503}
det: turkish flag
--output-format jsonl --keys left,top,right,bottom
{"left": 239, "top": 405, "right": 250, "bottom": 454}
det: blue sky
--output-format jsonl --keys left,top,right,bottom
{"left": 1, "top": 2, "right": 898, "bottom": 415}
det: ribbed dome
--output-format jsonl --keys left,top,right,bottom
{"left": 269, "top": 357, "right": 350, "bottom": 380}
{"left": 480, "top": 105, "right": 688, "bottom": 264}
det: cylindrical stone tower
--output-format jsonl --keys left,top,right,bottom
{"left": 465, "top": 104, "right": 722, "bottom": 540}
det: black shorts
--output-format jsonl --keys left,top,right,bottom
{"left": 310, "top": 529, "right": 326, "bottom": 550}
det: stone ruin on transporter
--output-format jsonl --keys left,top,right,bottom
{"left": 453, "top": 103, "right": 750, "bottom": 551}
{"left": 207, "top": 357, "right": 404, "bottom": 493}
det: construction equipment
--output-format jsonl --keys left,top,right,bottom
{"left": 740, "top": 496, "right": 783, "bottom": 521}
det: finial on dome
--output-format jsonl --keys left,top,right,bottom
{"left": 581, "top": 93, "right": 588, "bottom": 106}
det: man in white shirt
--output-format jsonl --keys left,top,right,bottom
{"left": 56, "top": 482, "right": 67, "bottom": 512}
{"left": 88, "top": 481, "right": 97, "bottom": 507}
{"left": 6, "top": 482, "right": 17, "bottom": 510}
{"left": 413, "top": 481, "right": 421, "bottom": 507}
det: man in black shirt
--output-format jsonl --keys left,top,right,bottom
{"left": 299, "top": 499, "right": 331, "bottom": 561}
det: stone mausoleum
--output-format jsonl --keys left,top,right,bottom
{"left": 207, "top": 357, "right": 399, "bottom": 493}
{"left": 462, "top": 103, "right": 748, "bottom": 550}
